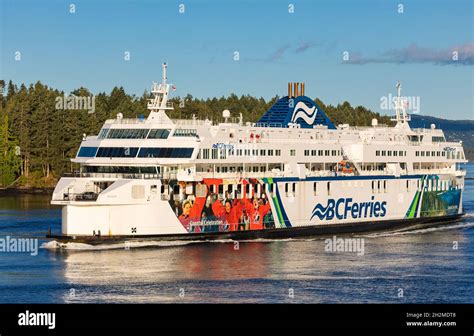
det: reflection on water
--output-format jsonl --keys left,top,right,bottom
{"left": 53, "top": 221, "right": 473, "bottom": 303}
{"left": 0, "top": 163, "right": 473, "bottom": 303}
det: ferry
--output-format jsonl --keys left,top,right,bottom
{"left": 48, "top": 63, "right": 467, "bottom": 244}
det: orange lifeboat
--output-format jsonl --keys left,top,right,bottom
{"left": 338, "top": 160, "right": 353, "bottom": 174}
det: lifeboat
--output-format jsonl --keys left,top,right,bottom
{"left": 338, "top": 160, "right": 353, "bottom": 174}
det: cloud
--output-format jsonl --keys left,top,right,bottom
{"left": 295, "top": 41, "right": 319, "bottom": 53}
{"left": 269, "top": 45, "right": 291, "bottom": 61}
{"left": 343, "top": 42, "right": 474, "bottom": 66}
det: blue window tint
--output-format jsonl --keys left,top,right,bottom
{"left": 147, "top": 129, "right": 171, "bottom": 139}
{"left": 137, "top": 147, "right": 194, "bottom": 158}
{"left": 96, "top": 147, "right": 139, "bottom": 158}
{"left": 77, "top": 147, "right": 98, "bottom": 157}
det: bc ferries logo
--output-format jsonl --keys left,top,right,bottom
{"left": 311, "top": 196, "right": 387, "bottom": 221}
{"left": 291, "top": 101, "right": 317, "bottom": 125}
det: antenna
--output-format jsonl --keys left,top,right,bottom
{"left": 162, "top": 62, "right": 167, "bottom": 84}
{"left": 395, "top": 82, "right": 402, "bottom": 123}
{"left": 391, "top": 82, "right": 411, "bottom": 128}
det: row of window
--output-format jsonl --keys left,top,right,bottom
{"left": 415, "top": 150, "right": 464, "bottom": 160}
{"left": 375, "top": 150, "right": 407, "bottom": 157}
{"left": 138, "top": 147, "right": 194, "bottom": 158}
{"left": 165, "top": 179, "right": 460, "bottom": 198}
{"left": 173, "top": 128, "right": 198, "bottom": 137}
{"left": 304, "top": 149, "right": 341, "bottom": 157}
{"left": 98, "top": 128, "right": 171, "bottom": 139}
{"left": 198, "top": 148, "right": 282, "bottom": 160}
{"left": 415, "top": 150, "right": 445, "bottom": 157}
{"left": 166, "top": 182, "right": 277, "bottom": 198}
{"left": 77, "top": 146, "right": 194, "bottom": 158}
{"left": 82, "top": 166, "right": 159, "bottom": 174}
{"left": 96, "top": 147, "right": 139, "bottom": 157}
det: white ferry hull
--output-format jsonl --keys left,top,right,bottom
{"left": 49, "top": 174, "right": 464, "bottom": 243}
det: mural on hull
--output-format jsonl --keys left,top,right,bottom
{"left": 168, "top": 178, "right": 276, "bottom": 233}
{"left": 405, "top": 175, "right": 461, "bottom": 218}
{"left": 167, "top": 175, "right": 462, "bottom": 234}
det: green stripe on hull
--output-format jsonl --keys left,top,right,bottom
{"left": 263, "top": 177, "right": 286, "bottom": 228}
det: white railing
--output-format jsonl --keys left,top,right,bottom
{"left": 172, "top": 119, "right": 212, "bottom": 126}
{"left": 104, "top": 118, "right": 146, "bottom": 124}
{"left": 80, "top": 173, "right": 161, "bottom": 179}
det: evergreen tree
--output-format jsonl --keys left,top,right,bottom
{"left": 0, "top": 113, "right": 21, "bottom": 187}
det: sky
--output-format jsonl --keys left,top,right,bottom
{"left": 1, "top": 0, "right": 473, "bottom": 120}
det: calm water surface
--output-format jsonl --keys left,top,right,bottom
{"left": 0, "top": 164, "right": 473, "bottom": 303}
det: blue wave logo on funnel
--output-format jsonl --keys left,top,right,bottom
{"left": 291, "top": 101, "right": 317, "bottom": 125}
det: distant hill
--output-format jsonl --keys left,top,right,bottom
{"left": 409, "top": 114, "right": 474, "bottom": 160}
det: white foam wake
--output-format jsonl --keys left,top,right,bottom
{"left": 40, "top": 239, "right": 201, "bottom": 251}
{"left": 361, "top": 222, "right": 474, "bottom": 238}
{"left": 39, "top": 237, "right": 250, "bottom": 251}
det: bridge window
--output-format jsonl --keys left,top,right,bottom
{"left": 148, "top": 129, "right": 171, "bottom": 139}
{"left": 77, "top": 146, "right": 98, "bottom": 157}
{"left": 106, "top": 128, "right": 149, "bottom": 139}
{"left": 96, "top": 147, "right": 139, "bottom": 157}
{"left": 98, "top": 129, "right": 109, "bottom": 139}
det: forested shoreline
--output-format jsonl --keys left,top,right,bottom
{"left": 0, "top": 79, "right": 393, "bottom": 189}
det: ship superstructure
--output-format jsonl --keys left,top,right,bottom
{"left": 50, "top": 64, "right": 466, "bottom": 241}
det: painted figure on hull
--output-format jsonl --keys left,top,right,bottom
{"left": 169, "top": 178, "right": 275, "bottom": 233}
